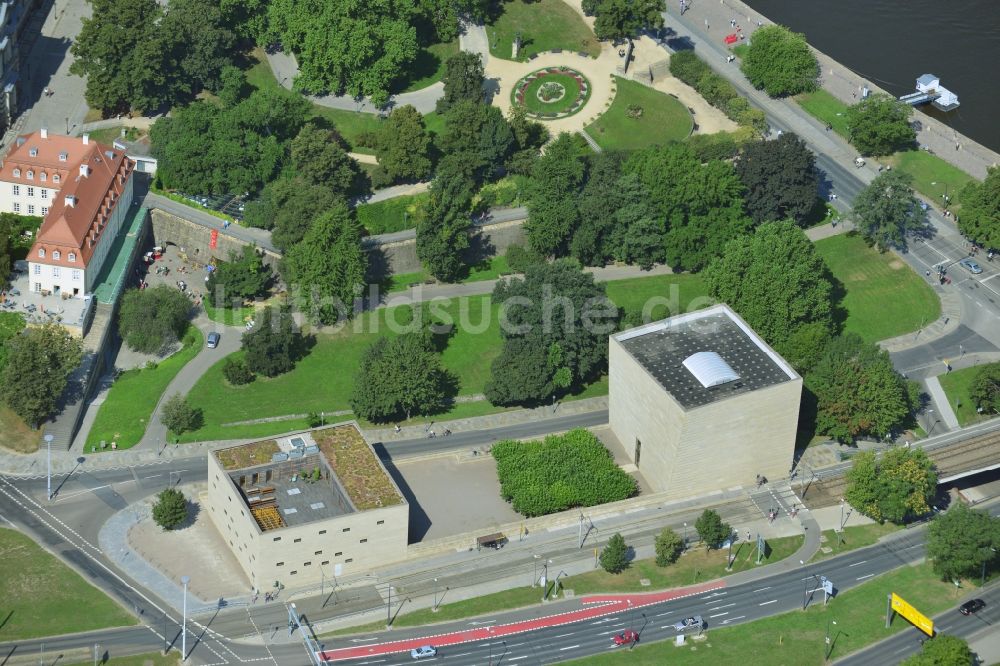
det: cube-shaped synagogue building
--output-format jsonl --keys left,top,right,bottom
{"left": 207, "top": 424, "right": 408, "bottom": 591}
{"left": 609, "top": 304, "right": 802, "bottom": 499}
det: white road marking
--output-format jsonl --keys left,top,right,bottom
{"left": 857, "top": 573, "right": 875, "bottom": 580}
{"left": 982, "top": 274, "right": 1000, "bottom": 283}
{"left": 653, "top": 611, "right": 672, "bottom": 617}
{"left": 508, "top": 657, "right": 529, "bottom": 661}
{"left": 709, "top": 612, "right": 729, "bottom": 618}
{"left": 559, "top": 645, "right": 580, "bottom": 651}
{"left": 708, "top": 603, "right": 736, "bottom": 610}
{"left": 759, "top": 600, "right": 777, "bottom": 606}
{"left": 849, "top": 560, "right": 867, "bottom": 567}
{"left": 752, "top": 586, "right": 771, "bottom": 593}
{"left": 720, "top": 616, "right": 746, "bottom": 625}
{"left": 553, "top": 633, "right": 574, "bottom": 638}
{"left": 55, "top": 484, "right": 111, "bottom": 500}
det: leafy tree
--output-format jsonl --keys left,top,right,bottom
{"left": 845, "top": 447, "right": 936, "bottom": 524}
{"left": 506, "top": 106, "right": 550, "bottom": 175}
{"left": 600, "top": 533, "right": 630, "bottom": 573}
{"left": 152, "top": 488, "right": 189, "bottom": 530}
{"left": 572, "top": 152, "right": 626, "bottom": 266}
{"left": 439, "top": 101, "right": 516, "bottom": 182}
{"left": 159, "top": 0, "right": 237, "bottom": 95}
{"left": 741, "top": 25, "right": 818, "bottom": 97}
{"left": 735, "top": 133, "right": 819, "bottom": 225}
{"left": 592, "top": 0, "right": 665, "bottom": 41}
{"left": 505, "top": 245, "right": 546, "bottom": 274}
{"left": 969, "top": 362, "right": 1000, "bottom": 416}
{"left": 267, "top": 0, "right": 419, "bottom": 107}
{"left": 160, "top": 392, "right": 203, "bottom": 434}
{"left": 526, "top": 133, "right": 585, "bottom": 257}
{"left": 485, "top": 261, "right": 618, "bottom": 405}
{"left": 217, "top": 65, "right": 251, "bottom": 107}
{"left": 118, "top": 285, "right": 192, "bottom": 353}
{"left": 283, "top": 203, "right": 368, "bottom": 325}
{"left": 695, "top": 509, "right": 731, "bottom": 551}
{"left": 241, "top": 307, "right": 304, "bottom": 377}
{"left": 0, "top": 312, "right": 26, "bottom": 374}
{"left": 0, "top": 324, "right": 83, "bottom": 427}
{"left": 0, "top": 214, "right": 12, "bottom": 281}
{"left": 350, "top": 333, "right": 453, "bottom": 422}
{"left": 780, "top": 322, "right": 832, "bottom": 374}
{"left": 222, "top": 357, "right": 255, "bottom": 385}
{"left": 704, "top": 221, "right": 834, "bottom": 350}
{"left": 958, "top": 166, "right": 1000, "bottom": 250}
{"left": 899, "top": 634, "right": 975, "bottom": 666}
{"left": 654, "top": 528, "right": 684, "bottom": 566}
{"left": 375, "top": 105, "right": 434, "bottom": 184}
{"left": 416, "top": 153, "right": 476, "bottom": 281}
{"left": 206, "top": 245, "right": 271, "bottom": 307}
{"left": 256, "top": 179, "right": 342, "bottom": 249}
{"left": 926, "top": 503, "right": 1000, "bottom": 583}
{"left": 437, "top": 51, "right": 484, "bottom": 113}
{"left": 852, "top": 170, "right": 924, "bottom": 250}
{"left": 810, "top": 334, "right": 918, "bottom": 443}
{"left": 289, "top": 123, "right": 365, "bottom": 194}
{"left": 845, "top": 94, "right": 916, "bottom": 156}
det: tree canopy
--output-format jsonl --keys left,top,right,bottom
{"left": 845, "top": 447, "right": 936, "bottom": 524}
{"left": 350, "top": 333, "right": 454, "bottom": 423}
{"left": 845, "top": 93, "right": 916, "bottom": 156}
{"left": 485, "top": 260, "right": 618, "bottom": 406}
{"left": 416, "top": 153, "right": 476, "bottom": 281}
{"left": 741, "top": 25, "right": 818, "bottom": 97}
{"left": 241, "top": 306, "right": 304, "bottom": 377}
{"left": 374, "top": 105, "right": 434, "bottom": 185}
{"left": 289, "top": 122, "right": 365, "bottom": 194}
{"left": 735, "top": 132, "right": 820, "bottom": 225}
{"left": 439, "top": 101, "right": 516, "bottom": 181}
{"left": 526, "top": 133, "right": 585, "bottom": 257}
{"left": 152, "top": 488, "right": 189, "bottom": 530}
{"left": 599, "top": 533, "right": 630, "bottom": 573}
{"left": 437, "top": 51, "right": 485, "bottom": 113}
{"left": 899, "top": 635, "right": 975, "bottom": 666}
{"left": 206, "top": 245, "right": 271, "bottom": 308}
{"left": 704, "top": 221, "right": 834, "bottom": 350}
{"left": 969, "top": 362, "right": 1000, "bottom": 416}
{"left": 118, "top": 285, "right": 192, "bottom": 354}
{"left": 588, "top": 0, "right": 666, "bottom": 41}
{"left": 161, "top": 393, "right": 203, "bottom": 435}
{"left": 695, "top": 509, "right": 732, "bottom": 551}
{"left": 926, "top": 503, "right": 1000, "bottom": 583}
{"left": 958, "top": 166, "right": 1000, "bottom": 250}
{"left": 851, "top": 170, "right": 924, "bottom": 250}
{"left": 0, "top": 323, "right": 83, "bottom": 428}
{"left": 809, "top": 333, "right": 918, "bottom": 443}
{"left": 654, "top": 528, "right": 684, "bottom": 566}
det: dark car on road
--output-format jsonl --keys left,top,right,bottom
{"left": 613, "top": 629, "right": 639, "bottom": 646}
{"left": 959, "top": 599, "right": 986, "bottom": 615}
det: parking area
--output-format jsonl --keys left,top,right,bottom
{"left": 176, "top": 192, "right": 248, "bottom": 221}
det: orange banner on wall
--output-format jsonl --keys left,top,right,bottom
{"left": 210, "top": 228, "right": 218, "bottom": 249}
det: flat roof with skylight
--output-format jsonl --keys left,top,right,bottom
{"left": 613, "top": 304, "right": 798, "bottom": 410}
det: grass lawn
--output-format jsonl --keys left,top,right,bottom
{"left": 811, "top": 523, "right": 903, "bottom": 561}
{"left": 938, "top": 361, "right": 999, "bottom": 426}
{"left": 356, "top": 192, "right": 430, "bottom": 235}
{"left": 86, "top": 326, "right": 203, "bottom": 450}
{"left": 586, "top": 78, "right": 693, "bottom": 151}
{"left": 385, "top": 256, "right": 513, "bottom": 293}
{"left": 814, "top": 233, "right": 940, "bottom": 343}
{"left": 0, "top": 405, "right": 41, "bottom": 453}
{"left": 566, "top": 562, "right": 961, "bottom": 665}
{"left": 68, "top": 653, "right": 179, "bottom": 666}
{"left": 85, "top": 126, "right": 142, "bottom": 145}
{"left": 393, "top": 39, "right": 459, "bottom": 93}
{"left": 0, "top": 528, "right": 135, "bottom": 640}
{"left": 887, "top": 149, "right": 977, "bottom": 212}
{"left": 487, "top": 0, "right": 600, "bottom": 61}
{"left": 329, "top": 535, "right": 802, "bottom": 637}
{"left": 518, "top": 70, "right": 590, "bottom": 116}
{"left": 203, "top": 301, "right": 258, "bottom": 327}
{"left": 603, "top": 273, "right": 711, "bottom": 319}
{"left": 796, "top": 89, "right": 851, "bottom": 138}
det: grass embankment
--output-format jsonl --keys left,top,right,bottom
{"left": 181, "top": 274, "right": 710, "bottom": 441}
{"left": 814, "top": 233, "right": 940, "bottom": 343}
{"left": 938, "top": 361, "right": 1000, "bottom": 426}
{"left": 811, "top": 523, "right": 903, "bottom": 561}
{"left": 0, "top": 528, "right": 135, "bottom": 640}
{"left": 796, "top": 89, "right": 851, "bottom": 137}
{"left": 328, "top": 534, "right": 802, "bottom": 637}
{"left": 0, "top": 405, "right": 41, "bottom": 453}
{"left": 586, "top": 78, "right": 693, "bottom": 151}
{"left": 356, "top": 192, "right": 430, "bottom": 235}
{"left": 86, "top": 326, "right": 203, "bottom": 450}
{"left": 888, "top": 149, "right": 976, "bottom": 213}
{"left": 68, "top": 653, "right": 179, "bottom": 666}
{"left": 566, "top": 562, "right": 960, "bottom": 665}
{"left": 488, "top": 0, "right": 601, "bottom": 61}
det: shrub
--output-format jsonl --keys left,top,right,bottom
{"left": 492, "top": 429, "right": 637, "bottom": 516}
{"left": 222, "top": 357, "right": 255, "bottom": 385}
{"left": 670, "top": 50, "right": 765, "bottom": 134}
{"left": 600, "top": 533, "right": 630, "bottom": 573}
{"left": 505, "top": 244, "right": 545, "bottom": 273}
{"left": 152, "top": 488, "right": 188, "bottom": 530}
{"left": 654, "top": 527, "right": 684, "bottom": 566}
{"left": 695, "top": 509, "right": 732, "bottom": 551}
{"left": 161, "top": 393, "right": 203, "bottom": 435}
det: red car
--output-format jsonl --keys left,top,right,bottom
{"left": 613, "top": 630, "right": 639, "bottom": 646}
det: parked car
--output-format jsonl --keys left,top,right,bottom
{"left": 674, "top": 616, "right": 704, "bottom": 632}
{"left": 206, "top": 332, "right": 221, "bottom": 348}
{"left": 959, "top": 599, "right": 986, "bottom": 615}
{"left": 410, "top": 646, "right": 437, "bottom": 660}
{"left": 613, "top": 629, "right": 639, "bottom": 646}
{"left": 959, "top": 258, "right": 983, "bottom": 274}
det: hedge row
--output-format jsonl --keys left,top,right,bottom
{"left": 670, "top": 51, "right": 768, "bottom": 135}
{"left": 492, "top": 429, "right": 638, "bottom": 517}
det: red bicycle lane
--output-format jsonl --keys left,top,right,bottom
{"left": 318, "top": 579, "right": 725, "bottom": 662}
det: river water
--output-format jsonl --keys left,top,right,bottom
{"left": 743, "top": 0, "right": 1000, "bottom": 153}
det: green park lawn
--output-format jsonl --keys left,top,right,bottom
{"left": 0, "top": 405, "right": 41, "bottom": 453}
{"left": 203, "top": 300, "right": 258, "bottom": 327}
{"left": 603, "top": 273, "right": 711, "bottom": 319}
{"left": 796, "top": 89, "right": 851, "bottom": 137}
{"left": 814, "top": 234, "right": 940, "bottom": 343}
{"left": 887, "top": 149, "right": 977, "bottom": 212}
{"left": 488, "top": 0, "right": 601, "bottom": 61}
{"left": 0, "top": 528, "right": 135, "bottom": 640}
{"left": 86, "top": 326, "right": 203, "bottom": 450}
{"left": 385, "top": 256, "right": 512, "bottom": 293}
{"left": 85, "top": 126, "right": 142, "bottom": 146}
{"left": 394, "top": 39, "right": 460, "bottom": 93}
{"left": 518, "top": 71, "right": 590, "bottom": 116}
{"left": 811, "top": 523, "right": 903, "bottom": 561}
{"left": 938, "top": 361, "right": 999, "bottom": 426}
{"left": 586, "top": 78, "right": 693, "bottom": 151}
{"left": 70, "top": 655, "right": 179, "bottom": 666}
{"left": 356, "top": 192, "right": 430, "bottom": 235}
{"left": 329, "top": 534, "right": 802, "bottom": 637}
{"left": 566, "top": 562, "right": 961, "bottom": 665}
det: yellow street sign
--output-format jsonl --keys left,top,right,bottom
{"left": 891, "top": 592, "right": 934, "bottom": 636}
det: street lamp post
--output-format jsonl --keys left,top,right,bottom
{"left": 541, "top": 560, "right": 552, "bottom": 600}
{"left": 532, "top": 554, "right": 540, "bottom": 587}
{"left": 825, "top": 620, "right": 838, "bottom": 660}
{"left": 45, "top": 434, "right": 54, "bottom": 500}
{"left": 683, "top": 522, "right": 688, "bottom": 548}
{"left": 93, "top": 643, "right": 99, "bottom": 666}
{"left": 180, "top": 575, "right": 190, "bottom": 661}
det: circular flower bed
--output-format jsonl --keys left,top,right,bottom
{"left": 512, "top": 67, "right": 591, "bottom": 119}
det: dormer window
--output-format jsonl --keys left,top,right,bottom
{"left": 53, "top": 174, "right": 60, "bottom": 183}
{"left": 26, "top": 170, "right": 33, "bottom": 180}
{"left": 40, "top": 173, "right": 46, "bottom": 182}
{"left": 53, "top": 250, "right": 60, "bottom": 260}
{"left": 12, "top": 168, "right": 19, "bottom": 177}
{"left": 29, "top": 148, "right": 37, "bottom": 157}
{"left": 59, "top": 152, "right": 68, "bottom": 162}
{"left": 38, "top": 248, "right": 45, "bottom": 258}
{"left": 68, "top": 252, "right": 75, "bottom": 262}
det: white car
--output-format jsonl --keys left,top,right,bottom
{"left": 673, "top": 616, "right": 703, "bottom": 632}
{"left": 411, "top": 645, "right": 437, "bottom": 660}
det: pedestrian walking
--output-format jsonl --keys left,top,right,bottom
{"left": 747, "top": 530, "right": 752, "bottom": 543}
{"left": 394, "top": 424, "right": 401, "bottom": 433}
{"left": 705, "top": 18, "right": 709, "bottom": 29}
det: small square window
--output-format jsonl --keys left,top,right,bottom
{"left": 41, "top": 207, "right": 48, "bottom": 216}
{"left": 27, "top": 205, "right": 34, "bottom": 215}
{"left": 293, "top": 538, "right": 301, "bottom": 543}
{"left": 345, "top": 558, "right": 353, "bottom": 563}
{"left": 335, "top": 551, "right": 342, "bottom": 556}
{"left": 26, "top": 170, "right": 33, "bottom": 180}
{"left": 321, "top": 560, "right": 329, "bottom": 565}
{"left": 276, "top": 562, "right": 284, "bottom": 567}
{"left": 377, "top": 520, "right": 385, "bottom": 525}
{"left": 12, "top": 185, "right": 19, "bottom": 195}
{"left": 40, "top": 173, "right": 46, "bottom": 182}
{"left": 273, "top": 536, "right": 281, "bottom": 542}
{"left": 12, "top": 168, "right": 20, "bottom": 177}
{"left": 13, "top": 203, "right": 19, "bottom": 213}
{"left": 68, "top": 252, "right": 75, "bottom": 262}
{"left": 52, "top": 250, "right": 60, "bottom": 260}
{"left": 290, "top": 571, "right": 297, "bottom": 575}
{"left": 342, "top": 528, "right": 350, "bottom": 533}
{"left": 27, "top": 187, "right": 34, "bottom": 197}
{"left": 303, "top": 561, "right": 311, "bottom": 567}
{"left": 314, "top": 550, "right": 322, "bottom": 555}
{"left": 360, "top": 538, "right": 367, "bottom": 543}
{"left": 318, "top": 530, "right": 327, "bottom": 535}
